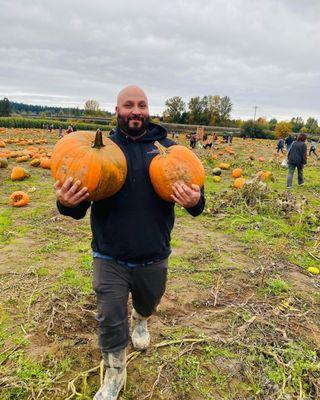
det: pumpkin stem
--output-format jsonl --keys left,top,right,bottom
{"left": 92, "top": 130, "right": 105, "bottom": 149}
{"left": 154, "top": 141, "right": 167, "bottom": 156}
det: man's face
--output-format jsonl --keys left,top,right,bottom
{"left": 116, "top": 91, "right": 150, "bottom": 136}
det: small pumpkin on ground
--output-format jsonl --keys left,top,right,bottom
{"left": 213, "top": 175, "right": 222, "bottom": 183}
{"left": 11, "top": 166, "right": 30, "bottom": 181}
{"left": 218, "top": 162, "right": 231, "bottom": 170}
{"left": 261, "top": 171, "right": 272, "bottom": 181}
{"left": 149, "top": 141, "right": 205, "bottom": 202}
{"left": 40, "top": 157, "right": 51, "bottom": 169}
{"left": 307, "top": 267, "right": 319, "bottom": 275}
{"left": 212, "top": 167, "right": 222, "bottom": 176}
{"left": 30, "top": 158, "right": 41, "bottom": 167}
{"left": 232, "top": 168, "right": 243, "bottom": 178}
{"left": 0, "top": 157, "right": 8, "bottom": 168}
{"left": 234, "top": 177, "right": 245, "bottom": 189}
{"left": 9, "top": 191, "right": 30, "bottom": 207}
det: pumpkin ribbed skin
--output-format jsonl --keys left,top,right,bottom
{"left": 149, "top": 141, "right": 205, "bottom": 202}
{"left": 51, "top": 131, "right": 127, "bottom": 201}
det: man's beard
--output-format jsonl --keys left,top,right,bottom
{"left": 117, "top": 114, "right": 149, "bottom": 137}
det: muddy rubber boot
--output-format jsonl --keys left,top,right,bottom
{"left": 130, "top": 309, "right": 150, "bottom": 350}
{"left": 93, "top": 349, "right": 126, "bottom": 400}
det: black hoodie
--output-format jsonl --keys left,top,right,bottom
{"left": 57, "top": 123, "right": 205, "bottom": 263}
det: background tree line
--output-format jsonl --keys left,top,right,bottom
{"left": 162, "top": 95, "right": 233, "bottom": 126}
{"left": 0, "top": 99, "right": 112, "bottom": 118}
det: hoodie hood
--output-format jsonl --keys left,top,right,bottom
{"left": 114, "top": 122, "right": 167, "bottom": 143}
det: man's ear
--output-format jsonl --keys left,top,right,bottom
{"left": 115, "top": 106, "right": 119, "bottom": 117}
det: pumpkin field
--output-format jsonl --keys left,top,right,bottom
{"left": 0, "top": 127, "right": 320, "bottom": 400}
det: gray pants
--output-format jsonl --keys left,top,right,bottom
{"left": 93, "top": 257, "right": 168, "bottom": 353}
{"left": 287, "top": 163, "right": 304, "bottom": 187}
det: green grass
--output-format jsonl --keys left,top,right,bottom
{"left": 58, "top": 267, "right": 92, "bottom": 294}
{"left": 263, "top": 278, "right": 290, "bottom": 295}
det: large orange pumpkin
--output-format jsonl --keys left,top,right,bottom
{"left": 51, "top": 130, "right": 127, "bottom": 201}
{"left": 10, "top": 191, "right": 30, "bottom": 207}
{"left": 149, "top": 141, "right": 205, "bottom": 202}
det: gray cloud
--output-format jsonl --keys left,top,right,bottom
{"left": 0, "top": 0, "right": 319, "bottom": 120}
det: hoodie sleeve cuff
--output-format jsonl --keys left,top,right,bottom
{"left": 185, "top": 187, "right": 205, "bottom": 217}
{"left": 57, "top": 200, "right": 91, "bottom": 220}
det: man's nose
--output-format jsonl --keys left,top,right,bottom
{"left": 131, "top": 106, "right": 142, "bottom": 115}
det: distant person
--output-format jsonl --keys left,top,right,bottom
{"left": 175, "top": 131, "right": 179, "bottom": 139}
{"left": 190, "top": 132, "right": 197, "bottom": 149}
{"left": 286, "top": 133, "right": 307, "bottom": 189}
{"left": 309, "top": 140, "right": 318, "bottom": 157}
{"left": 222, "top": 133, "right": 228, "bottom": 143}
{"left": 58, "top": 126, "right": 63, "bottom": 139}
{"left": 203, "top": 134, "right": 213, "bottom": 149}
{"left": 203, "top": 132, "right": 208, "bottom": 142}
{"left": 71, "top": 125, "right": 77, "bottom": 132}
{"left": 229, "top": 132, "right": 233, "bottom": 144}
{"left": 66, "top": 125, "right": 73, "bottom": 135}
{"left": 213, "top": 132, "right": 218, "bottom": 141}
{"left": 277, "top": 138, "right": 284, "bottom": 154}
{"left": 285, "top": 134, "right": 294, "bottom": 152}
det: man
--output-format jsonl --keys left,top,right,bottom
{"left": 277, "top": 138, "right": 284, "bottom": 154}
{"left": 309, "top": 139, "right": 318, "bottom": 157}
{"left": 286, "top": 133, "right": 307, "bottom": 189}
{"left": 54, "top": 86, "right": 205, "bottom": 400}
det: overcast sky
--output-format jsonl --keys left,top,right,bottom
{"left": 0, "top": 0, "right": 319, "bottom": 120}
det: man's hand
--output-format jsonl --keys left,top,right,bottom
{"left": 54, "top": 177, "right": 90, "bottom": 207}
{"left": 171, "top": 182, "right": 201, "bottom": 208}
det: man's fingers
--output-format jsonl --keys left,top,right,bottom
{"left": 72, "top": 187, "right": 89, "bottom": 201}
{"left": 173, "top": 182, "right": 188, "bottom": 197}
{"left": 73, "top": 192, "right": 90, "bottom": 205}
{"left": 53, "top": 180, "right": 61, "bottom": 190}
{"left": 60, "top": 177, "right": 74, "bottom": 194}
{"left": 68, "top": 180, "right": 81, "bottom": 194}
{"left": 181, "top": 183, "right": 193, "bottom": 195}
{"left": 191, "top": 184, "right": 200, "bottom": 192}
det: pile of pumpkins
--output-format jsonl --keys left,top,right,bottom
{"left": 212, "top": 162, "right": 245, "bottom": 188}
{"left": 0, "top": 141, "right": 52, "bottom": 170}
{"left": 0, "top": 136, "right": 52, "bottom": 208}
{"left": 212, "top": 161, "right": 272, "bottom": 189}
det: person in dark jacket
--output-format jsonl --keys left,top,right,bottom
{"left": 285, "top": 134, "right": 294, "bottom": 152}
{"left": 277, "top": 138, "right": 284, "bottom": 153}
{"left": 286, "top": 133, "right": 307, "bottom": 189}
{"left": 54, "top": 86, "right": 205, "bottom": 400}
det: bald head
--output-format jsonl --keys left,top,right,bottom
{"left": 117, "top": 85, "right": 148, "bottom": 106}
{"left": 116, "top": 86, "right": 150, "bottom": 137}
